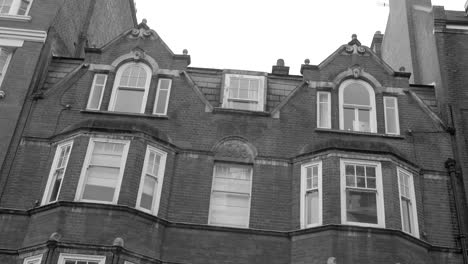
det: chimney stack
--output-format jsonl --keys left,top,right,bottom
{"left": 371, "top": 31, "right": 384, "bottom": 58}
{"left": 272, "top": 59, "right": 290, "bottom": 75}
{"left": 465, "top": 0, "right": 468, "bottom": 14}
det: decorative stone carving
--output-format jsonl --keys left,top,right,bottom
{"left": 344, "top": 33, "right": 367, "bottom": 55}
{"left": 213, "top": 138, "right": 257, "bottom": 162}
{"left": 327, "top": 257, "right": 337, "bottom": 264}
{"left": 128, "top": 19, "right": 158, "bottom": 40}
{"left": 352, "top": 67, "right": 361, "bottom": 78}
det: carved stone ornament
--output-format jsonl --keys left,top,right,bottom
{"left": 128, "top": 19, "right": 157, "bottom": 40}
{"left": 352, "top": 67, "right": 361, "bottom": 78}
{"left": 213, "top": 139, "right": 256, "bottom": 162}
{"left": 133, "top": 49, "right": 145, "bottom": 61}
{"left": 344, "top": 33, "right": 366, "bottom": 55}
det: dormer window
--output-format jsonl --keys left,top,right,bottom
{"left": 108, "top": 62, "right": 151, "bottom": 114}
{"left": 222, "top": 74, "right": 265, "bottom": 111}
{"left": 339, "top": 79, "right": 376, "bottom": 133}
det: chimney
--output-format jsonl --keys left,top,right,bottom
{"left": 370, "top": 31, "right": 383, "bottom": 58}
{"left": 271, "top": 59, "right": 290, "bottom": 75}
{"left": 465, "top": 0, "right": 468, "bottom": 14}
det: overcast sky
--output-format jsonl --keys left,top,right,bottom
{"left": 135, "top": 0, "right": 466, "bottom": 75}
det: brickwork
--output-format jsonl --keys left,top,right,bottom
{"left": 0, "top": 5, "right": 465, "bottom": 263}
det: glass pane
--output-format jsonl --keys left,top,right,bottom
{"left": 159, "top": 79, "right": 171, "bottom": 90}
{"left": 319, "top": 100, "right": 330, "bottom": 128}
{"left": 77, "top": 262, "right": 87, "bottom": 264}
{"left": 215, "top": 164, "right": 251, "bottom": 180}
{"left": 140, "top": 175, "right": 157, "bottom": 210}
{"left": 0, "top": 0, "right": 12, "bottom": 14}
{"left": 113, "top": 89, "right": 144, "bottom": 113}
{"left": 239, "top": 87, "right": 249, "bottom": 99}
{"left": 239, "top": 78, "right": 249, "bottom": 90}
{"left": 367, "top": 178, "right": 376, "bottom": 189}
{"left": 346, "top": 190, "right": 378, "bottom": 224}
{"left": 366, "top": 167, "right": 376, "bottom": 177}
{"left": 401, "top": 199, "right": 412, "bottom": 233}
{"left": 356, "top": 176, "right": 366, "bottom": 188}
{"left": 357, "top": 109, "right": 370, "bottom": 132}
{"left": 210, "top": 192, "right": 249, "bottom": 227}
{"left": 82, "top": 166, "right": 119, "bottom": 202}
{"left": 90, "top": 153, "right": 121, "bottom": 167}
{"left": 385, "top": 97, "right": 396, "bottom": 108}
{"left": 356, "top": 166, "right": 365, "bottom": 176}
{"left": 65, "top": 261, "right": 76, "bottom": 264}
{"left": 346, "top": 175, "right": 355, "bottom": 187}
{"left": 343, "top": 108, "right": 355, "bottom": 131}
{"left": 213, "top": 176, "right": 251, "bottom": 193}
{"left": 155, "top": 90, "right": 169, "bottom": 114}
{"left": 48, "top": 176, "right": 62, "bottom": 202}
{"left": 319, "top": 93, "right": 329, "bottom": 103}
{"left": 88, "top": 84, "right": 104, "bottom": 109}
{"left": 345, "top": 165, "right": 355, "bottom": 176}
{"left": 386, "top": 106, "right": 397, "bottom": 133}
{"left": 228, "top": 101, "right": 258, "bottom": 111}
{"left": 343, "top": 83, "right": 370, "bottom": 105}
{"left": 306, "top": 191, "right": 319, "bottom": 225}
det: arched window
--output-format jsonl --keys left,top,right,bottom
{"left": 108, "top": 62, "right": 151, "bottom": 113}
{"left": 339, "top": 80, "right": 376, "bottom": 133}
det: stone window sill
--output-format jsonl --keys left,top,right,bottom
{"left": 0, "top": 14, "right": 32, "bottom": 22}
{"left": 213, "top": 107, "right": 270, "bottom": 117}
{"left": 315, "top": 128, "right": 405, "bottom": 139}
{"left": 81, "top": 109, "right": 169, "bottom": 119}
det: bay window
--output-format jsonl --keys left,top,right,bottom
{"left": 340, "top": 159, "right": 384, "bottom": 227}
{"left": 208, "top": 163, "right": 252, "bottom": 228}
{"left": 136, "top": 146, "right": 167, "bottom": 215}
{"left": 301, "top": 161, "right": 322, "bottom": 228}
{"left": 76, "top": 138, "right": 129, "bottom": 204}
{"left": 42, "top": 141, "right": 73, "bottom": 205}
{"left": 398, "top": 168, "right": 419, "bottom": 237}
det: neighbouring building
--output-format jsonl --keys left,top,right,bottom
{"left": 0, "top": 1, "right": 467, "bottom": 264}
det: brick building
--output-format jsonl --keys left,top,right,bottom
{"left": 0, "top": 0, "right": 467, "bottom": 264}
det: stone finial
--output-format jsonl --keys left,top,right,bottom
{"left": 49, "top": 232, "right": 61, "bottom": 242}
{"left": 142, "top": 18, "right": 147, "bottom": 24}
{"left": 399, "top": 66, "right": 406, "bottom": 71}
{"left": 348, "top": 34, "right": 362, "bottom": 46}
{"left": 113, "top": 237, "right": 124, "bottom": 247}
{"left": 304, "top": 58, "right": 310, "bottom": 65}
{"left": 183, "top": 49, "right": 188, "bottom": 55}
{"left": 352, "top": 34, "right": 357, "bottom": 40}
{"left": 276, "top": 59, "right": 285, "bottom": 66}
{"left": 375, "top": 30, "right": 382, "bottom": 35}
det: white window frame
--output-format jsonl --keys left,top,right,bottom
{"left": 57, "top": 253, "right": 105, "bottom": 264}
{"left": 383, "top": 96, "right": 400, "bottom": 135}
{"left": 23, "top": 254, "right": 42, "bottom": 264}
{"left": 338, "top": 79, "right": 377, "bottom": 133}
{"left": 108, "top": 62, "right": 152, "bottom": 114}
{"left": 153, "top": 78, "right": 172, "bottom": 115}
{"left": 75, "top": 137, "right": 130, "bottom": 204}
{"left": 0, "top": 0, "right": 33, "bottom": 16}
{"left": 317, "top": 91, "right": 331, "bottom": 129}
{"left": 340, "top": 159, "right": 385, "bottom": 228}
{"left": 208, "top": 163, "right": 253, "bottom": 228}
{"left": 41, "top": 140, "right": 74, "bottom": 205}
{"left": 222, "top": 74, "right": 265, "bottom": 111}
{"left": 397, "top": 168, "right": 419, "bottom": 237}
{"left": 136, "top": 145, "right": 167, "bottom": 215}
{"left": 86, "top": 73, "right": 108, "bottom": 110}
{"left": 300, "top": 161, "right": 322, "bottom": 228}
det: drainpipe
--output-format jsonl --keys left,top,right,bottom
{"left": 445, "top": 158, "right": 468, "bottom": 263}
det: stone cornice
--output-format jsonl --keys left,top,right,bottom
{"left": 0, "top": 27, "right": 47, "bottom": 43}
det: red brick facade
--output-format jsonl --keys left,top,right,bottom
{"left": 0, "top": 1, "right": 466, "bottom": 264}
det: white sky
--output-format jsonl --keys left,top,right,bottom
{"left": 135, "top": 0, "right": 466, "bottom": 75}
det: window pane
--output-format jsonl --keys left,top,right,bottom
{"left": 88, "top": 84, "right": 104, "bottom": 109}
{"left": 114, "top": 89, "right": 144, "bottom": 113}
{"left": 0, "top": 0, "right": 12, "bottom": 14}
{"left": 48, "top": 174, "right": 63, "bottom": 202}
{"left": 306, "top": 191, "right": 319, "bottom": 225}
{"left": 318, "top": 93, "right": 330, "bottom": 128}
{"left": 346, "top": 190, "right": 378, "bottom": 224}
{"left": 386, "top": 105, "right": 397, "bottom": 134}
{"left": 155, "top": 90, "right": 168, "bottom": 114}
{"left": 401, "top": 198, "right": 412, "bottom": 233}
{"left": 210, "top": 192, "right": 249, "bottom": 227}
{"left": 343, "top": 108, "right": 355, "bottom": 131}
{"left": 140, "top": 175, "right": 157, "bottom": 210}
{"left": 343, "top": 83, "right": 370, "bottom": 105}
{"left": 357, "top": 109, "right": 370, "bottom": 132}
{"left": 227, "top": 101, "right": 258, "bottom": 111}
